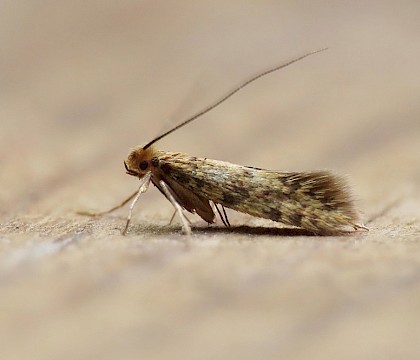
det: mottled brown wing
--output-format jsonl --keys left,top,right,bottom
{"left": 154, "top": 152, "right": 360, "bottom": 235}
{"left": 152, "top": 175, "right": 215, "bottom": 224}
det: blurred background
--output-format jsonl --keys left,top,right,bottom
{"left": 1, "top": 0, "right": 419, "bottom": 218}
{"left": 1, "top": 1, "right": 420, "bottom": 360}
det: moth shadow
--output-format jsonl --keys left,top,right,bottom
{"left": 194, "top": 225, "right": 316, "bottom": 237}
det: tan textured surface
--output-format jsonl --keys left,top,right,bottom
{"left": 1, "top": 1, "right": 419, "bottom": 360}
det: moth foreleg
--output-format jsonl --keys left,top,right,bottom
{"left": 159, "top": 180, "right": 192, "bottom": 235}
{"left": 121, "top": 172, "right": 152, "bottom": 235}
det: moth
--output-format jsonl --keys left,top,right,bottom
{"left": 80, "top": 48, "right": 366, "bottom": 235}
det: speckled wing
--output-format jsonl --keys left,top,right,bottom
{"left": 154, "top": 151, "right": 359, "bottom": 234}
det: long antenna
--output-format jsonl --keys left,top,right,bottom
{"left": 143, "top": 48, "right": 328, "bottom": 150}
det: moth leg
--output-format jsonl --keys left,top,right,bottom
{"left": 214, "top": 204, "right": 228, "bottom": 227}
{"left": 214, "top": 204, "right": 226, "bottom": 226}
{"left": 169, "top": 210, "right": 176, "bottom": 225}
{"left": 159, "top": 180, "right": 191, "bottom": 235}
{"left": 169, "top": 210, "right": 192, "bottom": 225}
{"left": 121, "top": 172, "right": 152, "bottom": 235}
{"left": 353, "top": 223, "right": 369, "bottom": 231}
{"left": 214, "top": 203, "right": 231, "bottom": 227}
{"left": 77, "top": 191, "right": 138, "bottom": 217}
{"left": 222, "top": 205, "right": 231, "bottom": 227}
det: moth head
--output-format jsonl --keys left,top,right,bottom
{"left": 124, "top": 145, "right": 156, "bottom": 178}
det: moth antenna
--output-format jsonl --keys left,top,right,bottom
{"left": 142, "top": 47, "right": 328, "bottom": 150}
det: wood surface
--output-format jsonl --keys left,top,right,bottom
{"left": 1, "top": 1, "right": 419, "bottom": 359}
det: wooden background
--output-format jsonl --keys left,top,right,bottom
{"left": 1, "top": 1, "right": 419, "bottom": 359}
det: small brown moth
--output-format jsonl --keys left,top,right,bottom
{"left": 80, "top": 48, "right": 366, "bottom": 235}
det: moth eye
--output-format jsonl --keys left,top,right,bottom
{"left": 139, "top": 160, "right": 149, "bottom": 170}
